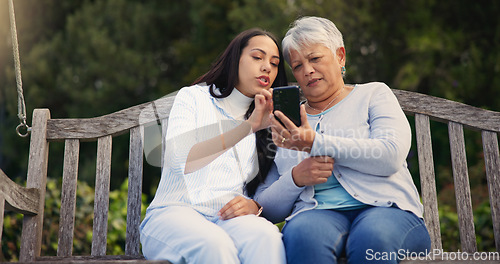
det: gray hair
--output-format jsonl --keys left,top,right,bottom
{"left": 282, "top": 16, "right": 344, "bottom": 65}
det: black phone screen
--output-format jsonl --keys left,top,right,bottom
{"left": 273, "top": 85, "right": 301, "bottom": 127}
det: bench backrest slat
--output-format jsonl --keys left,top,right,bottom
{"left": 125, "top": 126, "right": 145, "bottom": 256}
{"left": 91, "top": 135, "right": 113, "bottom": 256}
{"left": 481, "top": 130, "right": 500, "bottom": 251}
{"left": 57, "top": 139, "right": 80, "bottom": 257}
{"left": 448, "top": 121, "right": 477, "bottom": 253}
{"left": 20, "top": 109, "right": 50, "bottom": 262}
{"left": 414, "top": 113, "right": 442, "bottom": 250}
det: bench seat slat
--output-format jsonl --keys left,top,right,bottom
{"left": 415, "top": 114, "right": 442, "bottom": 250}
{"left": 35, "top": 255, "right": 172, "bottom": 263}
{"left": 92, "top": 135, "right": 113, "bottom": 256}
{"left": 400, "top": 254, "right": 500, "bottom": 263}
{"left": 481, "top": 130, "right": 500, "bottom": 251}
{"left": 57, "top": 139, "right": 80, "bottom": 257}
{"left": 448, "top": 122, "right": 477, "bottom": 253}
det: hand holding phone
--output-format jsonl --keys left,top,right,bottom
{"left": 273, "top": 86, "right": 301, "bottom": 127}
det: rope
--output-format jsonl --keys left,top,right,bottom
{"left": 8, "top": 0, "right": 31, "bottom": 137}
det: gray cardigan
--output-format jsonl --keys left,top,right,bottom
{"left": 254, "top": 82, "right": 424, "bottom": 224}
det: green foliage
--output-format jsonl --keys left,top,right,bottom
{"left": 439, "top": 201, "right": 495, "bottom": 252}
{"left": 438, "top": 205, "right": 460, "bottom": 252}
{"left": 1, "top": 211, "right": 23, "bottom": 261}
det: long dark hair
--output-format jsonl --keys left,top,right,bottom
{"left": 193, "top": 28, "right": 288, "bottom": 196}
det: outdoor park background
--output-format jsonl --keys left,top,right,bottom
{"left": 0, "top": 0, "right": 499, "bottom": 261}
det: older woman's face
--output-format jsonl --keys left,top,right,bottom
{"left": 289, "top": 44, "right": 345, "bottom": 102}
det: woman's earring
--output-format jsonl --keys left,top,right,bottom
{"left": 341, "top": 66, "right": 346, "bottom": 77}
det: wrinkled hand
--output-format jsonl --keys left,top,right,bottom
{"left": 271, "top": 104, "right": 315, "bottom": 152}
{"left": 292, "top": 156, "right": 334, "bottom": 187}
{"left": 218, "top": 196, "right": 260, "bottom": 220}
{"left": 247, "top": 89, "right": 273, "bottom": 132}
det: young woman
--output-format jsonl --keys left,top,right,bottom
{"left": 140, "top": 28, "right": 288, "bottom": 264}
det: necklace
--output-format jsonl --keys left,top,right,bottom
{"left": 306, "top": 85, "right": 345, "bottom": 113}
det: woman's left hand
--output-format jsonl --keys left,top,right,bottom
{"left": 218, "top": 196, "right": 260, "bottom": 220}
{"left": 271, "top": 104, "right": 315, "bottom": 152}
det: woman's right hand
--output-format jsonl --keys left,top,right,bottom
{"left": 292, "top": 156, "right": 334, "bottom": 187}
{"left": 247, "top": 89, "right": 274, "bottom": 132}
{"left": 271, "top": 104, "right": 316, "bottom": 152}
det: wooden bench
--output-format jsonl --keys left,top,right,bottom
{"left": 1, "top": 89, "right": 499, "bottom": 263}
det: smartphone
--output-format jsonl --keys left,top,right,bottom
{"left": 273, "top": 85, "right": 301, "bottom": 127}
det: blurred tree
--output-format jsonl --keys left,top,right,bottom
{"left": 2, "top": 0, "right": 192, "bottom": 187}
{"left": 15, "top": 0, "right": 191, "bottom": 119}
{"left": 1, "top": 0, "right": 87, "bottom": 180}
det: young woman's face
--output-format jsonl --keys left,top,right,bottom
{"left": 236, "top": 35, "right": 280, "bottom": 97}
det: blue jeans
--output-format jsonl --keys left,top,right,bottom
{"left": 282, "top": 206, "right": 431, "bottom": 264}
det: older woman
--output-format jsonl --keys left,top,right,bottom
{"left": 254, "top": 17, "right": 431, "bottom": 263}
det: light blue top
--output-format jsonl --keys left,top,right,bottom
{"left": 145, "top": 84, "right": 258, "bottom": 218}
{"left": 254, "top": 82, "right": 424, "bottom": 224}
{"left": 314, "top": 176, "right": 367, "bottom": 210}
{"left": 309, "top": 107, "right": 367, "bottom": 210}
